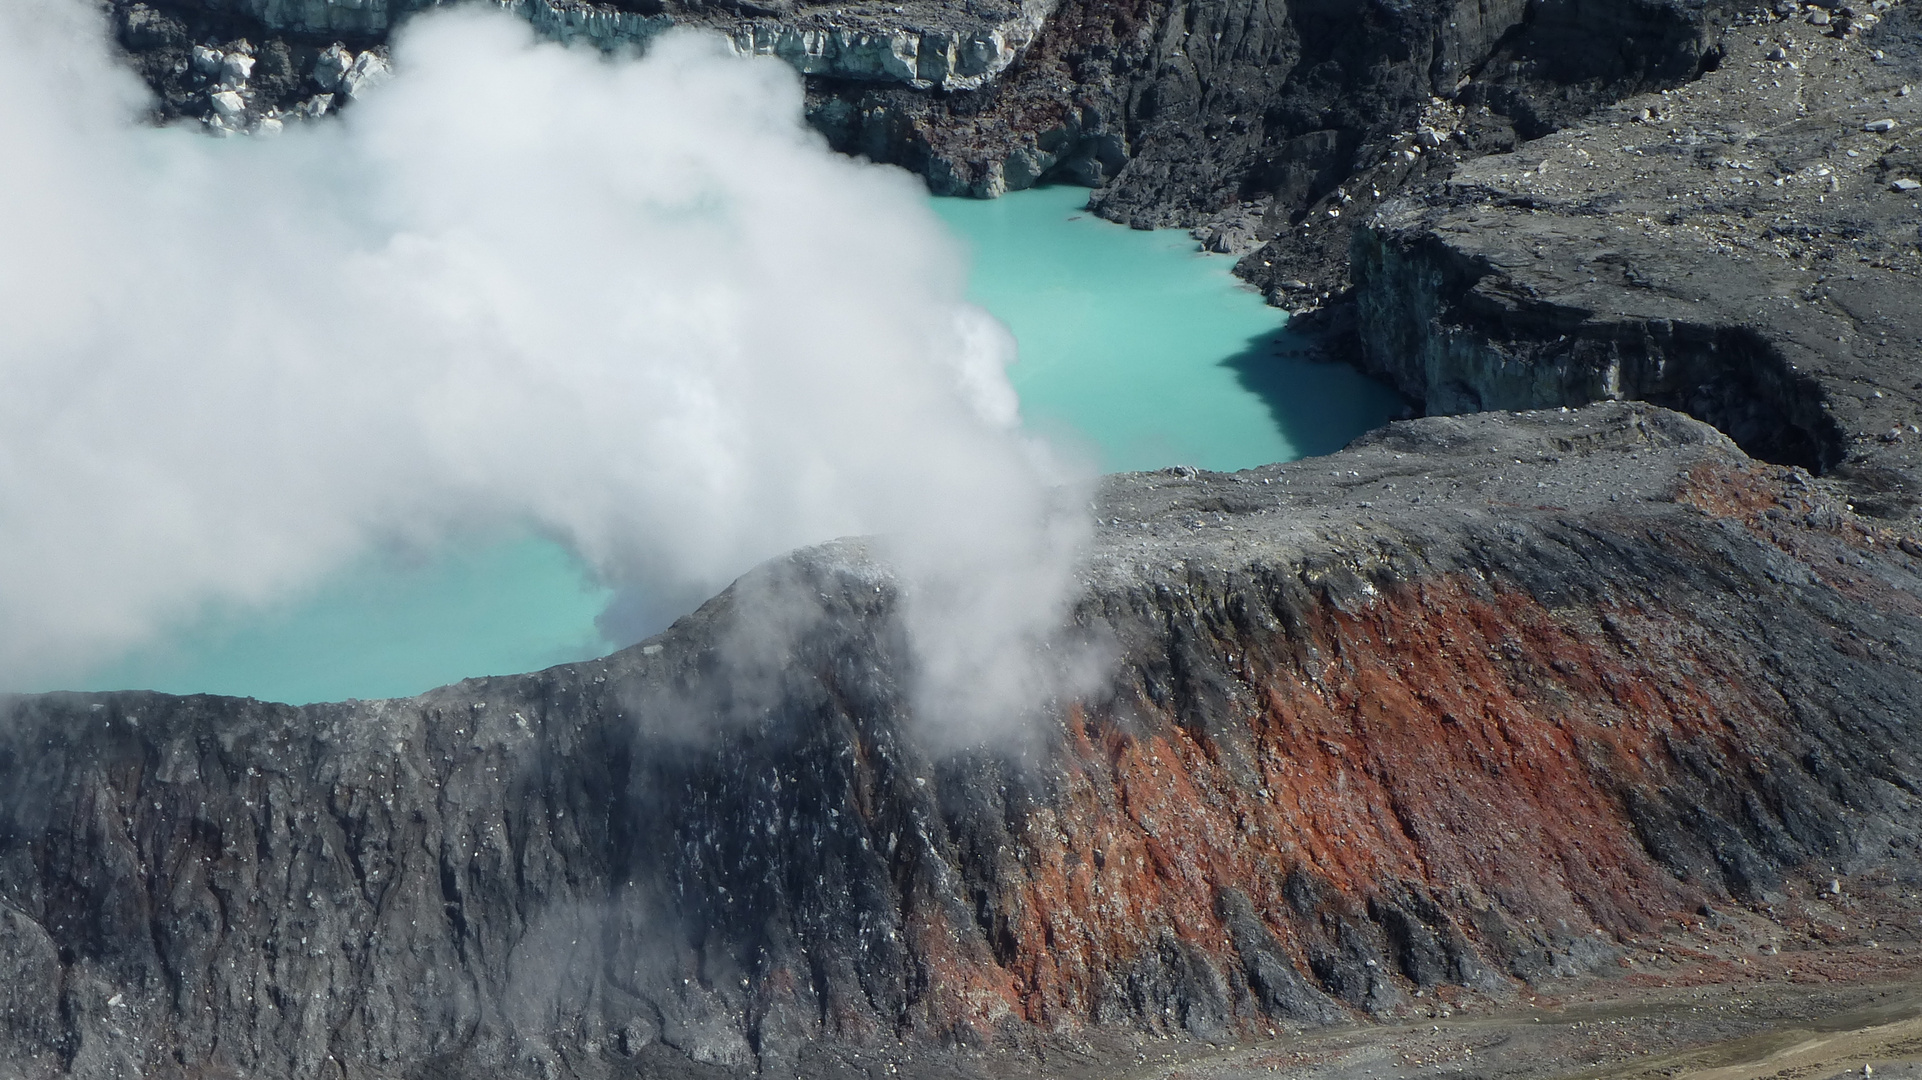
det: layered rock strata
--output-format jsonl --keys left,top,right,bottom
{"left": 803, "top": 0, "right": 1741, "bottom": 233}
{"left": 6, "top": 403, "right": 1922, "bottom": 1079}
{"left": 107, "top": 0, "right": 1920, "bottom": 512}
{"left": 1351, "top": 0, "right": 1922, "bottom": 521}
{"left": 109, "top": 0, "right": 1740, "bottom": 252}
{"left": 54, "top": 2, "right": 1922, "bottom": 1076}
{"left": 108, "top": 0, "right": 1068, "bottom": 132}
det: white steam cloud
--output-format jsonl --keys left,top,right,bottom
{"left": 0, "top": 0, "right": 1093, "bottom": 733}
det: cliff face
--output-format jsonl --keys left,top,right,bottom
{"left": 129, "top": 0, "right": 1053, "bottom": 76}
{"left": 107, "top": 0, "right": 1067, "bottom": 135}
{"left": 50, "top": 2, "right": 1922, "bottom": 1076}
{"left": 1350, "top": 0, "right": 1922, "bottom": 519}
{"left": 110, "top": 0, "right": 1917, "bottom": 501}
{"left": 802, "top": 0, "right": 1726, "bottom": 232}
{"left": 801, "top": 0, "right": 1741, "bottom": 306}
{"left": 1349, "top": 222, "right": 1849, "bottom": 472}
{"left": 7, "top": 403, "right": 1922, "bottom": 1080}
{"left": 111, "top": 0, "right": 1737, "bottom": 295}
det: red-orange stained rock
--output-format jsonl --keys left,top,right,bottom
{"left": 936, "top": 572, "right": 1815, "bottom": 1031}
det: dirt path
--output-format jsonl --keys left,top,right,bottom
{"left": 1614, "top": 992, "right": 1922, "bottom": 1080}
{"left": 1040, "top": 978, "right": 1922, "bottom": 1080}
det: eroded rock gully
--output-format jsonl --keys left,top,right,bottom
{"left": 6, "top": 404, "right": 1922, "bottom": 1080}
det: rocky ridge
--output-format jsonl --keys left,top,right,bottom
{"left": 6, "top": 404, "right": 1922, "bottom": 1079}
{"left": 112, "top": 0, "right": 1922, "bottom": 526}
{"left": 39, "top": 0, "right": 1922, "bottom": 1076}
{"left": 109, "top": 0, "right": 1739, "bottom": 236}
{"left": 1350, "top": 0, "right": 1922, "bottom": 524}
{"left": 804, "top": 0, "right": 1747, "bottom": 263}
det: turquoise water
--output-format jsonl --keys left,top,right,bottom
{"left": 68, "top": 536, "right": 612, "bottom": 703}
{"left": 55, "top": 186, "right": 1398, "bottom": 704}
{"left": 932, "top": 186, "right": 1400, "bottom": 473}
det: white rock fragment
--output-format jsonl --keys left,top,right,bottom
{"left": 1864, "top": 118, "right": 1898, "bottom": 132}
{"left": 312, "top": 43, "right": 353, "bottom": 92}
{"left": 299, "top": 93, "right": 334, "bottom": 118}
{"left": 1892, "top": 177, "right": 1921, "bottom": 191}
{"left": 191, "top": 44, "right": 224, "bottom": 75}
{"left": 1808, "top": 8, "right": 1831, "bottom": 23}
{"left": 340, "top": 51, "right": 391, "bottom": 98}
{"left": 1415, "top": 128, "right": 1444, "bottom": 148}
{"left": 221, "top": 52, "right": 255, "bottom": 84}
{"left": 209, "top": 90, "right": 246, "bottom": 120}
{"left": 257, "top": 116, "right": 284, "bottom": 136}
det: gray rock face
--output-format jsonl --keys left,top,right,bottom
{"left": 813, "top": 0, "right": 1533, "bottom": 205}
{"left": 212, "top": 0, "right": 428, "bottom": 37}
{"left": 107, "top": 0, "right": 1736, "bottom": 223}
{"left": 726, "top": 0, "right": 1060, "bottom": 90}
{"left": 7, "top": 403, "right": 1922, "bottom": 1079}
{"left": 1221, "top": 0, "right": 1745, "bottom": 300}
{"left": 1350, "top": 0, "right": 1922, "bottom": 518}
{"left": 117, "top": 0, "right": 1060, "bottom": 98}
{"left": 58, "top": 3, "right": 1922, "bottom": 1074}
{"left": 1350, "top": 212, "right": 1847, "bottom": 472}
{"left": 793, "top": 0, "right": 1747, "bottom": 285}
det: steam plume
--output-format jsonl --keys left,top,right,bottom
{"left": 0, "top": 0, "right": 1092, "bottom": 734}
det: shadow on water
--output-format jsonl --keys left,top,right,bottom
{"left": 1220, "top": 325, "right": 1408, "bottom": 460}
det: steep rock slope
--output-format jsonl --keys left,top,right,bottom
{"left": 6, "top": 403, "right": 1922, "bottom": 1079}
{"left": 805, "top": 0, "right": 1747, "bottom": 305}
{"left": 109, "top": 0, "right": 1919, "bottom": 514}
{"left": 106, "top": 0, "right": 1065, "bottom": 130}
{"left": 1351, "top": 0, "right": 1922, "bottom": 520}
{"left": 109, "top": 0, "right": 1740, "bottom": 297}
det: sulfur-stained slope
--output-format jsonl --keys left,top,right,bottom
{"left": 3, "top": 402, "right": 1921, "bottom": 1079}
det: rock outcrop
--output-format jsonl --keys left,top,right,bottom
{"left": 1350, "top": 0, "right": 1922, "bottom": 521}
{"left": 112, "top": 0, "right": 1919, "bottom": 526}
{"left": 109, "top": 0, "right": 1069, "bottom": 132}
{"left": 7, "top": 403, "right": 1922, "bottom": 1079}
{"left": 799, "top": 0, "right": 1744, "bottom": 279}
{"left": 109, "top": 0, "right": 1740, "bottom": 236}
{"left": 53, "top": 1, "right": 1922, "bottom": 1076}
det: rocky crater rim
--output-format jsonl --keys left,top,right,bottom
{"left": 1346, "top": 0, "right": 1922, "bottom": 505}
{"left": 110, "top": 0, "right": 1917, "bottom": 516}
{"left": 7, "top": 403, "right": 1922, "bottom": 1080}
